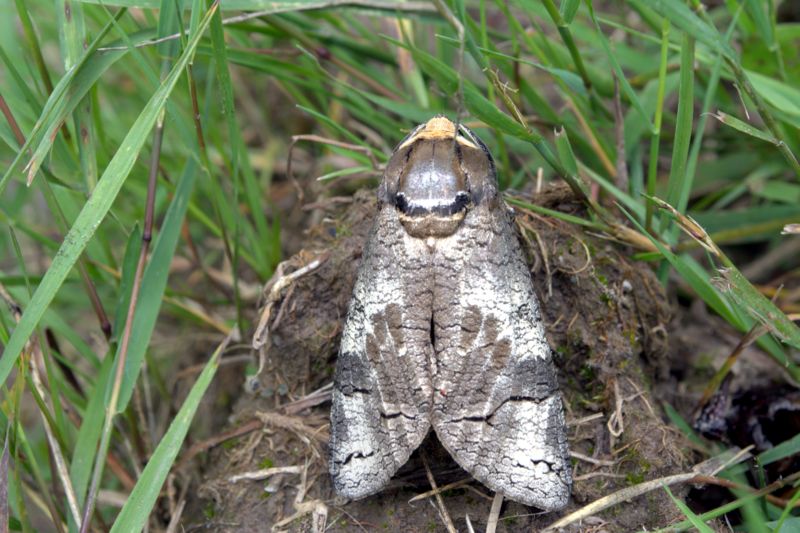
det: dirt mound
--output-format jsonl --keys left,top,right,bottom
{"left": 184, "top": 185, "right": 694, "bottom": 532}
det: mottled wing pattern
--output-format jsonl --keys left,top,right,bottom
{"left": 430, "top": 204, "right": 572, "bottom": 510}
{"left": 329, "top": 207, "right": 434, "bottom": 499}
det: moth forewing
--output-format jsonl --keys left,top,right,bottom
{"left": 329, "top": 207, "right": 434, "bottom": 499}
{"left": 329, "top": 116, "right": 572, "bottom": 509}
{"left": 429, "top": 202, "right": 571, "bottom": 510}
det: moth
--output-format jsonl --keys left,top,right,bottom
{"left": 329, "top": 116, "right": 571, "bottom": 510}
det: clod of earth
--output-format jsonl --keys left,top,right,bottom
{"left": 185, "top": 184, "right": 693, "bottom": 532}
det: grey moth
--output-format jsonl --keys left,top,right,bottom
{"left": 329, "top": 116, "right": 572, "bottom": 510}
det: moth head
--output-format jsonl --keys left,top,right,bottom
{"left": 380, "top": 116, "right": 497, "bottom": 238}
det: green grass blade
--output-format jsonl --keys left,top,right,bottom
{"left": 713, "top": 111, "right": 779, "bottom": 145}
{"left": 560, "top": 0, "right": 580, "bottom": 23}
{"left": 746, "top": 69, "right": 800, "bottom": 118}
{"left": 554, "top": 128, "right": 578, "bottom": 177}
{"left": 108, "top": 337, "right": 223, "bottom": 533}
{"left": 771, "top": 490, "right": 800, "bottom": 532}
{"left": 505, "top": 196, "right": 601, "bottom": 229}
{"left": 648, "top": 0, "right": 735, "bottom": 59}
{"left": 621, "top": 208, "right": 733, "bottom": 330}
{"left": 118, "top": 159, "right": 198, "bottom": 411}
{"left": 662, "top": 402, "right": 708, "bottom": 452}
{"left": 645, "top": 17, "right": 671, "bottom": 231}
{"left": 56, "top": 0, "right": 98, "bottom": 191}
{"left": 111, "top": 225, "right": 142, "bottom": 343}
{"left": 77, "top": 0, "right": 437, "bottom": 12}
{"left": 660, "top": 32, "right": 694, "bottom": 237}
{"left": 743, "top": 0, "right": 774, "bottom": 54}
{"left": 586, "top": 0, "right": 652, "bottom": 129}
{"left": 758, "top": 432, "right": 800, "bottom": 467}
{"left": 663, "top": 484, "right": 714, "bottom": 533}
{"left": 679, "top": 9, "right": 739, "bottom": 218}
{"left": 69, "top": 353, "right": 115, "bottom": 509}
{"left": 716, "top": 267, "right": 800, "bottom": 351}
{"left": 0, "top": 3, "right": 218, "bottom": 388}
{"left": 0, "top": 10, "right": 127, "bottom": 194}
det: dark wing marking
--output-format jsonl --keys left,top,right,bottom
{"left": 329, "top": 207, "right": 434, "bottom": 499}
{"left": 430, "top": 204, "right": 572, "bottom": 510}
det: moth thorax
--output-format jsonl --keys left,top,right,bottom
{"left": 393, "top": 140, "right": 471, "bottom": 238}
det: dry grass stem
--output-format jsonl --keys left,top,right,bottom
{"left": 568, "top": 412, "right": 605, "bottom": 426}
{"left": 408, "top": 478, "right": 473, "bottom": 503}
{"left": 570, "top": 451, "right": 616, "bottom": 467}
{"left": 485, "top": 492, "right": 504, "bottom": 533}
{"left": 420, "top": 452, "right": 456, "bottom": 533}
{"left": 228, "top": 465, "right": 304, "bottom": 483}
{"left": 545, "top": 447, "right": 755, "bottom": 531}
{"left": 165, "top": 499, "right": 186, "bottom": 533}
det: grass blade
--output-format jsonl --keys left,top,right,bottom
{"left": 108, "top": 335, "right": 225, "bottom": 533}
{"left": 746, "top": 69, "right": 800, "bottom": 118}
{"left": 586, "top": 0, "right": 651, "bottom": 129}
{"left": 117, "top": 160, "right": 198, "bottom": 411}
{"left": 648, "top": 0, "right": 735, "bottom": 59}
{"left": 712, "top": 111, "right": 779, "bottom": 145}
{"left": 663, "top": 484, "right": 714, "bottom": 533}
{"left": 715, "top": 267, "right": 800, "bottom": 351}
{"left": 0, "top": 10, "right": 127, "bottom": 193}
{"left": 560, "top": 0, "right": 580, "bottom": 23}
{"left": 0, "top": 3, "right": 218, "bottom": 388}
{"left": 659, "top": 32, "right": 694, "bottom": 237}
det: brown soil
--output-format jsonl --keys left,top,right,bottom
{"left": 181, "top": 184, "right": 705, "bottom": 532}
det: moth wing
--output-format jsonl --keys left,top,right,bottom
{"left": 431, "top": 206, "right": 572, "bottom": 510}
{"left": 329, "top": 207, "right": 434, "bottom": 499}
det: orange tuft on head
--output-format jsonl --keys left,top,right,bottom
{"left": 399, "top": 116, "right": 479, "bottom": 149}
{"left": 419, "top": 116, "right": 456, "bottom": 138}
